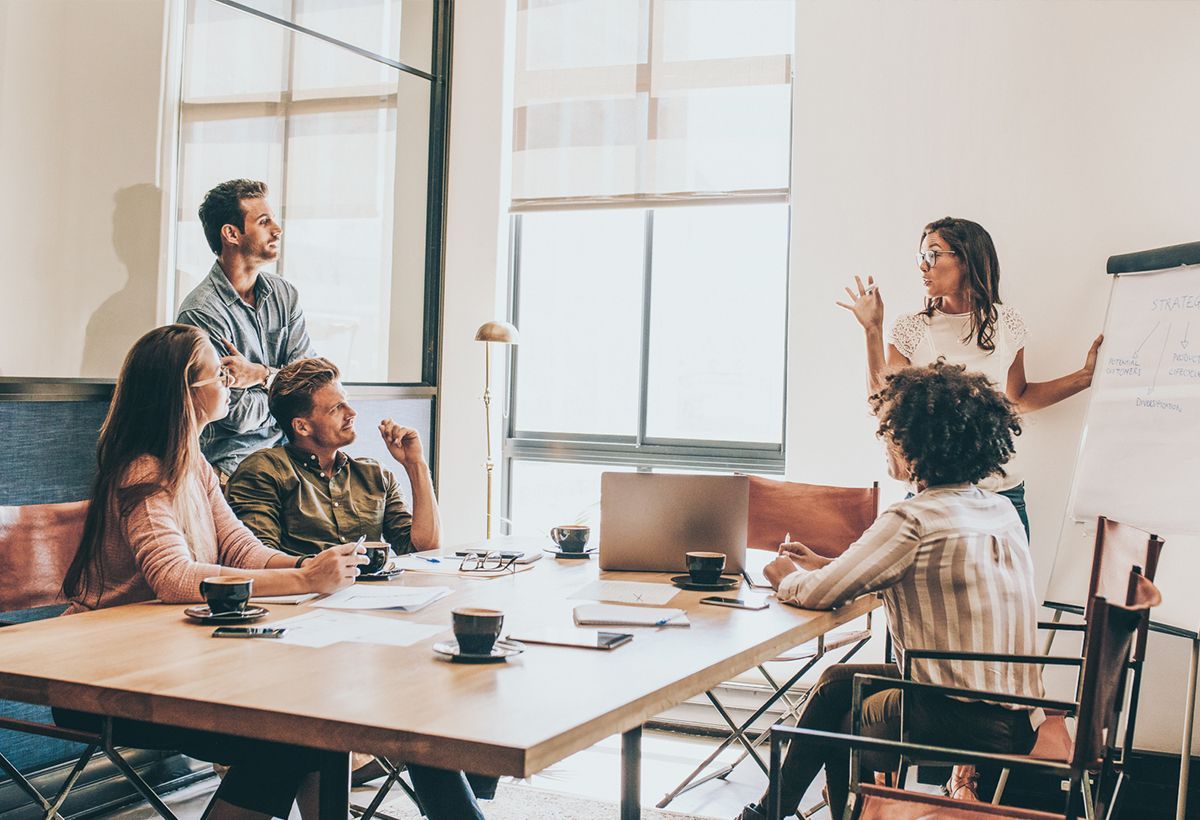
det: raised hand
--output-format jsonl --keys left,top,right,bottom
{"left": 379, "top": 420, "right": 426, "bottom": 467}
{"left": 1081, "top": 334, "right": 1104, "bottom": 383}
{"left": 835, "top": 275, "right": 885, "bottom": 331}
{"left": 218, "top": 338, "right": 269, "bottom": 389}
{"left": 763, "top": 554, "right": 803, "bottom": 590}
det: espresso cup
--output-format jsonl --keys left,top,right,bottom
{"left": 452, "top": 607, "right": 504, "bottom": 655}
{"left": 550, "top": 525, "right": 590, "bottom": 553}
{"left": 685, "top": 552, "right": 726, "bottom": 585}
{"left": 200, "top": 576, "right": 253, "bottom": 615}
{"left": 361, "top": 542, "right": 390, "bottom": 575}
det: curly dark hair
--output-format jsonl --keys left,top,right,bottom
{"left": 869, "top": 360, "right": 1021, "bottom": 486}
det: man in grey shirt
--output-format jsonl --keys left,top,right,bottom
{"left": 177, "top": 179, "right": 315, "bottom": 478}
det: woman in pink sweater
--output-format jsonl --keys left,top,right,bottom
{"left": 58, "top": 324, "right": 365, "bottom": 820}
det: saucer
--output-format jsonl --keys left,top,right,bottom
{"left": 432, "top": 638, "right": 526, "bottom": 664}
{"left": 544, "top": 547, "right": 597, "bottom": 560}
{"left": 183, "top": 605, "right": 269, "bottom": 625}
{"left": 357, "top": 567, "right": 404, "bottom": 582}
{"left": 669, "top": 575, "right": 740, "bottom": 592}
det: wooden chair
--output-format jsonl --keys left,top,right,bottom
{"left": 766, "top": 574, "right": 1162, "bottom": 820}
{"left": 908, "top": 515, "right": 1163, "bottom": 811}
{"left": 0, "top": 501, "right": 189, "bottom": 820}
{"left": 656, "top": 477, "right": 879, "bottom": 809}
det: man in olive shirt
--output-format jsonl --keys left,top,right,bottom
{"left": 226, "top": 357, "right": 441, "bottom": 558}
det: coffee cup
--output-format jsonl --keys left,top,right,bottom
{"left": 685, "top": 552, "right": 726, "bottom": 585}
{"left": 452, "top": 607, "right": 504, "bottom": 655}
{"left": 550, "top": 525, "right": 590, "bottom": 553}
{"left": 200, "top": 576, "right": 253, "bottom": 615}
{"left": 361, "top": 542, "right": 390, "bottom": 575}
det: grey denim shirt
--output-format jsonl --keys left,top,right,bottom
{"left": 177, "top": 260, "right": 315, "bottom": 474}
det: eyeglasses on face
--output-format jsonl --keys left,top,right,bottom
{"left": 916, "top": 249, "right": 957, "bottom": 268}
{"left": 190, "top": 364, "right": 234, "bottom": 389}
{"left": 459, "top": 551, "right": 519, "bottom": 573}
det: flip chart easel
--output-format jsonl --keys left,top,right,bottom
{"left": 1043, "top": 240, "right": 1200, "bottom": 820}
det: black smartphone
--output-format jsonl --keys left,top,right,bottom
{"left": 212, "top": 627, "right": 287, "bottom": 639}
{"left": 699, "top": 596, "right": 769, "bottom": 611}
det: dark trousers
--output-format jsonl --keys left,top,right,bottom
{"left": 765, "top": 664, "right": 1037, "bottom": 818}
{"left": 53, "top": 710, "right": 484, "bottom": 819}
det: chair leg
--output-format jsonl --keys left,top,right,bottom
{"left": 0, "top": 748, "right": 71, "bottom": 820}
{"left": 101, "top": 719, "right": 179, "bottom": 820}
{"left": 351, "top": 758, "right": 421, "bottom": 820}
{"left": 991, "top": 767, "right": 1011, "bottom": 804}
{"left": 1081, "top": 771, "right": 1095, "bottom": 820}
{"left": 43, "top": 743, "right": 100, "bottom": 820}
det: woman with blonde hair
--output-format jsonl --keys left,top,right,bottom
{"left": 58, "top": 323, "right": 364, "bottom": 819}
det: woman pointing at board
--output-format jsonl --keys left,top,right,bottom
{"left": 839, "top": 216, "right": 1103, "bottom": 538}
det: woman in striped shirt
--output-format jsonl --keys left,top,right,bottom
{"left": 737, "top": 361, "right": 1042, "bottom": 820}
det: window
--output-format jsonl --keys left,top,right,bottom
{"left": 173, "top": 0, "right": 442, "bottom": 383}
{"left": 502, "top": 1, "right": 794, "bottom": 536}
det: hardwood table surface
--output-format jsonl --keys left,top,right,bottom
{"left": 0, "top": 552, "right": 878, "bottom": 779}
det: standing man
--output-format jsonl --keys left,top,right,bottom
{"left": 225, "top": 357, "right": 440, "bottom": 558}
{"left": 178, "top": 179, "right": 315, "bottom": 480}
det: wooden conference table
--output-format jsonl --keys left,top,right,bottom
{"left": 0, "top": 553, "right": 878, "bottom": 819}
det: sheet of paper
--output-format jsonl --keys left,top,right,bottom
{"left": 573, "top": 604, "right": 689, "bottom": 627}
{"left": 267, "top": 610, "right": 445, "bottom": 648}
{"left": 251, "top": 593, "right": 319, "bottom": 605}
{"left": 313, "top": 585, "right": 451, "bottom": 612}
{"left": 569, "top": 580, "right": 679, "bottom": 606}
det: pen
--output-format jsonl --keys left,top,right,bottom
{"left": 655, "top": 613, "right": 682, "bottom": 627}
{"left": 412, "top": 554, "right": 441, "bottom": 564}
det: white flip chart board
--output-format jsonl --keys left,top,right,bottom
{"left": 1046, "top": 251, "right": 1200, "bottom": 636}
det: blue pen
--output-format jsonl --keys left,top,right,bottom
{"left": 655, "top": 613, "right": 681, "bottom": 627}
{"left": 412, "top": 554, "right": 441, "bottom": 564}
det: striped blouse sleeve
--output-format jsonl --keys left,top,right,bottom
{"left": 776, "top": 506, "right": 922, "bottom": 609}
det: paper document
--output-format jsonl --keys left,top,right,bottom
{"left": 313, "top": 585, "right": 451, "bottom": 612}
{"left": 569, "top": 580, "right": 679, "bottom": 606}
{"left": 267, "top": 610, "right": 445, "bottom": 648}
{"left": 251, "top": 593, "right": 319, "bottom": 605}
{"left": 573, "top": 604, "right": 689, "bottom": 628}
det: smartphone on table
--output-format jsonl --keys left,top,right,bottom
{"left": 699, "top": 596, "right": 769, "bottom": 611}
{"left": 212, "top": 627, "right": 287, "bottom": 639}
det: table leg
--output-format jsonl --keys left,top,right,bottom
{"left": 1177, "top": 640, "right": 1199, "bottom": 820}
{"left": 622, "top": 725, "right": 642, "bottom": 820}
{"left": 318, "top": 750, "right": 350, "bottom": 820}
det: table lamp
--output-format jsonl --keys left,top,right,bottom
{"left": 474, "top": 320, "right": 519, "bottom": 538}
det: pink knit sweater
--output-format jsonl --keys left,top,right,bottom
{"left": 67, "top": 456, "right": 284, "bottom": 612}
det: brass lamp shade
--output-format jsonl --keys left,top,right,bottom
{"left": 474, "top": 321, "right": 519, "bottom": 345}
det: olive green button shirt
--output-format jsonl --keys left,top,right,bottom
{"left": 226, "top": 444, "right": 414, "bottom": 557}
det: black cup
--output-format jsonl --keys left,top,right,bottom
{"left": 362, "top": 542, "right": 390, "bottom": 575}
{"left": 550, "top": 525, "right": 590, "bottom": 553}
{"left": 200, "top": 576, "right": 252, "bottom": 615}
{"left": 685, "top": 552, "right": 726, "bottom": 585}
{"left": 452, "top": 607, "right": 504, "bottom": 655}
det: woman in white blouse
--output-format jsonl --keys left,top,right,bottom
{"left": 839, "top": 216, "right": 1102, "bottom": 537}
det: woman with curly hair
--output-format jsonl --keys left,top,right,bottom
{"left": 735, "top": 362, "right": 1043, "bottom": 820}
{"left": 837, "top": 216, "right": 1102, "bottom": 537}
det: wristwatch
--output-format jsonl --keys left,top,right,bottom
{"left": 262, "top": 366, "right": 279, "bottom": 391}
{"left": 294, "top": 554, "right": 312, "bottom": 569}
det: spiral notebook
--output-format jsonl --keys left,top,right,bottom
{"left": 572, "top": 604, "right": 690, "bottom": 627}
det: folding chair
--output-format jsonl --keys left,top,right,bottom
{"left": 914, "top": 515, "right": 1163, "bottom": 812}
{"left": 350, "top": 756, "right": 423, "bottom": 819}
{"left": 767, "top": 575, "right": 1162, "bottom": 820}
{"left": 656, "top": 477, "right": 880, "bottom": 808}
{"left": 0, "top": 501, "right": 197, "bottom": 820}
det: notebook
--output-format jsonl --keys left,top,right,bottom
{"left": 572, "top": 604, "right": 690, "bottom": 627}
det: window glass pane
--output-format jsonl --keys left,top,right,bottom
{"left": 645, "top": 204, "right": 788, "bottom": 443}
{"left": 513, "top": 210, "right": 644, "bottom": 436}
{"left": 660, "top": 0, "right": 794, "bottom": 62}
{"left": 184, "top": 0, "right": 288, "bottom": 103}
{"left": 236, "top": 0, "right": 434, "bottom": 74}
{"left": 176, "top": 1, "right": 430, "bottom": 383}
{"left": 507, "top": 461, "right": 635, "bottom": 538}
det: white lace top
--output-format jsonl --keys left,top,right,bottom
{"left": 888, "top": 304, "right": 1028, "bottom": 491}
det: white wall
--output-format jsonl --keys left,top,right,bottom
{"left": 787, "top": 0, "right": 1200, "bottom": 754}
{"left": 436, "top": 0, "right": 516, "bottom": 545}
{"left": 0, "top": 0, "right": 168, "bottom": 378}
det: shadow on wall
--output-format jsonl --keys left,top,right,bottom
{"left": 79, "top": 183, "right": 161, "bottom": 378}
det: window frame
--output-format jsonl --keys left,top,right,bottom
{"left": 501, "top": 201, "right": 789, "bottom": 531}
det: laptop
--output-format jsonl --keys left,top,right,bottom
{"left": 599, "top": 473, "right": 749, "bottom": 574}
